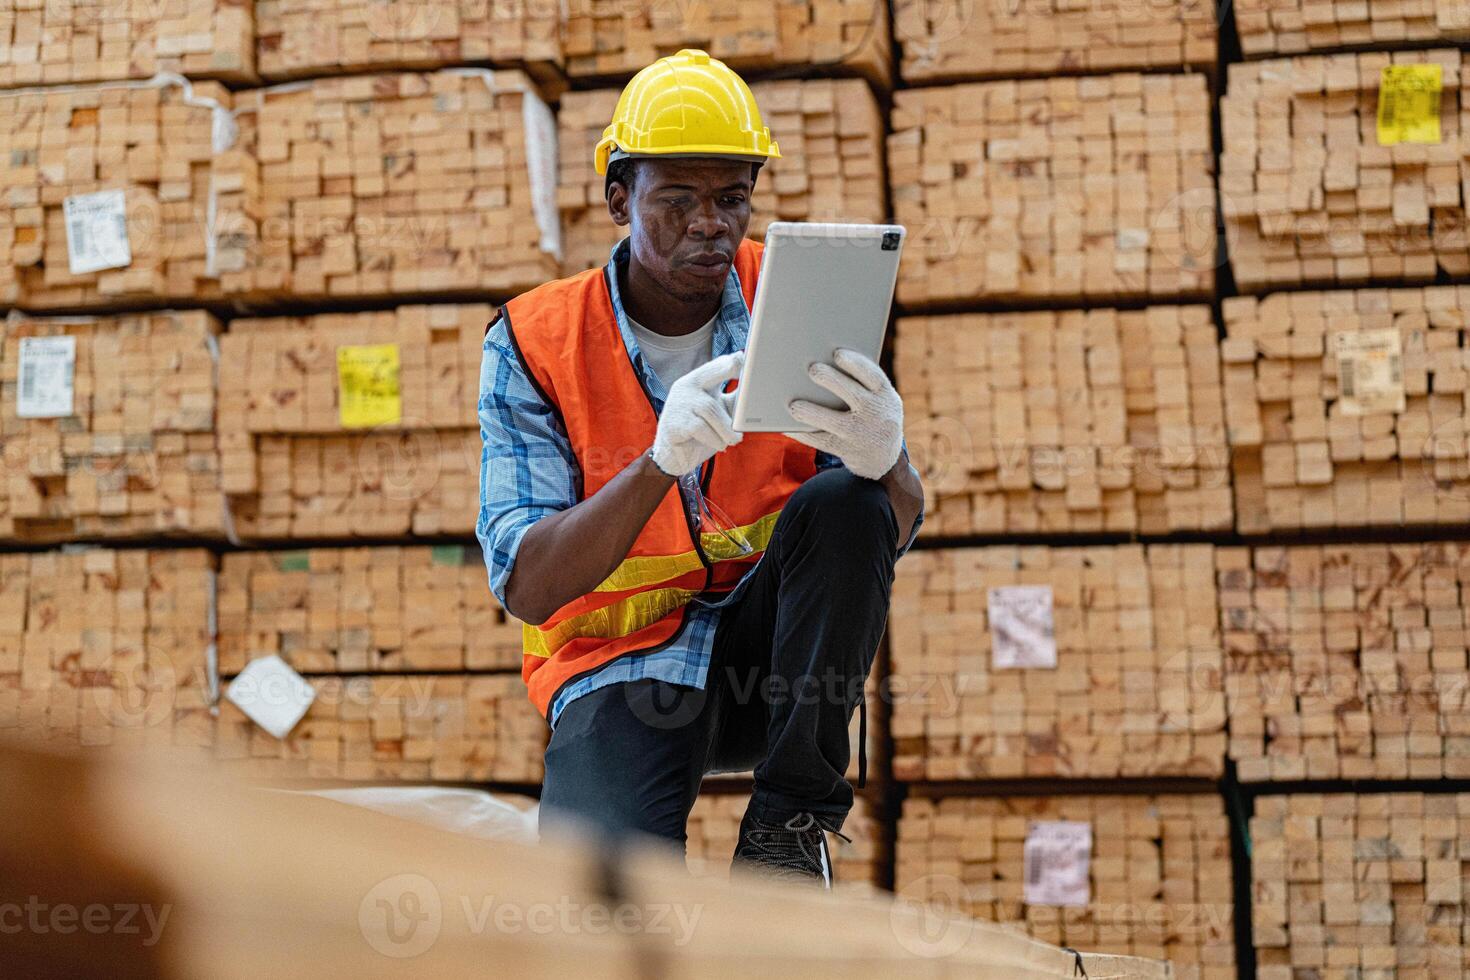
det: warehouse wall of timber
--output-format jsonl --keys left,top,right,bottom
{"left": 4, "top": 2, "right": 1470, "bottom": 977}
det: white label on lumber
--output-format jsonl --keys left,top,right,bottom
{"left": 1023, "top": 821, "right": 1092, "bottom": 907}
{"left": 226, "top": 654, "right": 316, "bottom": 740}
{"left": 1334, "top": 328, "right": 1405, "bottom": 417}
{"left": 63, "top": 189, "right": 131, "bottom": 275}
{"left": 522, "top": 88, "right": 563, "bottom": 261}
{"left": 988, "top": 585, "right": 1056, "bottom": 669}
{"left": 16, "top": 336, "right": 76, "bottom": 419}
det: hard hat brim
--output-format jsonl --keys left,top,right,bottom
{"left": 595, "top": 139, "right": 782, "bottom": 176}
{"left": 601, "top": 149, "right": 770, "bottom": 199}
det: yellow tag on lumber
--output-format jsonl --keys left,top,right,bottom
{"left": 337, "top": 343, "right": 401, "bottom": 429}
{"left": 1377, "top": 64, "right": 1442, "bottom": 146}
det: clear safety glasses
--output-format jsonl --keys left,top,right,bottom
{"left": 677, "top": 470, "right": 753, "bottom": 558}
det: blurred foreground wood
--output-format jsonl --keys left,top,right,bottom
{"left": 0, "top": 737, "right": 1174, "bottom": 978}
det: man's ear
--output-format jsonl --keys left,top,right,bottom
{"left": 607, "top": 181, "right": 632, "bottom": 227}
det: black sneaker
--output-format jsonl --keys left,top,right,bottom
{"left": 732, "top": 811, "right": 848, "bottom": 889}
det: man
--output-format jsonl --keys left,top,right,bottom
{"left": 477, "top": 49, "right": 923, "bottom": 886}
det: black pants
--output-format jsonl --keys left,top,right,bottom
{"left": 538, "top": 468, "right": 900, "bottom": 848}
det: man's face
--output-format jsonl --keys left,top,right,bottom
{"left": 607, "top": 158, "right": 754, "bottom": 303}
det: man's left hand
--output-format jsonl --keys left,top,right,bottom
{"left": 788, "top": 348, "right": 904, "bottom": 481}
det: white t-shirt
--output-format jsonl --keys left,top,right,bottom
{"left": 628, "top": 314, "right": 716, "bottom": 390}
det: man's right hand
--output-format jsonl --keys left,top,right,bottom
{"left": 504, "top": 350, "right": 745, "bottom": 625}
{"left": 649, "top": 351, "right": 746, "bottom": 477}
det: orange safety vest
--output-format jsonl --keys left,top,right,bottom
{"left": 495, "top": 239, "right": 818, "bottom": 717}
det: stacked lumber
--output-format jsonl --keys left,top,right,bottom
{"left": 1, "top": 311, "right": 226, "bottom": 543}
{"left": 1220, "top": 50, "right": 1470, "bottom": 292}
{"left": 552, "top": 89, "right": 622, "bottom": 274}
{"left": 890, "top": 73, "right": 1215, "bottom": 307}
{"left": 888, "top": 545, "right": 1226, "bottom": 780}
{"left": 218, "top": 546, "right": 522, "bottom": 675}
{"left": 0, "top": 77, "right": 237, "bottom": 310}
{"left": 561, "top": 0, "right": 892, "bottom": 89}
{"left": 218, "top": 304, "right": 484, "bottom": 434}
{"left": 1222, "top": 287, "right": 1470, "bottom": 530}
{"left": 1235, "top": 0, "right": 1454, "bottom": 57}
{"left": 0, "top": 549, "right": 215, "bottom": 749}
{"left": 686, "top": 793, "right": 887, "bottom": 890}
{"left": 896, "top": 793, "right": 1235, "bottom": 979}
{"left": 895, "top": 0, "right": 1216, "bottom": 83}
{"left": 557, "top": 79, "right": 886, "bottom": 275}
{"left": 1218, "top": 544, "right": 1470, "bottom": 781}
{"left": 222, "top": 429, "right": 479, "bottom": 540}
{"left": 0, "top": 0, "right": 256, "bottom": 87}
{"left": 217, "top": 304, "right": 486, "bottom": 540}
{"left": 1444, "top": 0, "right": 1470, "bottom": 37}
{"left": 254, "top": 0, "right": 559, "bottom": 85}
{"left": 219, "top": 70, "right": 560, "bottom": 303}
{"left": 216, "top": 671, "right": 545, "bottom": 782}
{"left": 895, "top": 305, "right": 1231, "bottom": 536}
{"left": 1252, "top": 793, "right": 1470, "bottom": 979}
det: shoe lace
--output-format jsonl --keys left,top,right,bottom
{"left": 742, "top": 813, "right": 851, "bottom": 881}
{"left": 783, "top": 812, "right": 851, "bottom": 846}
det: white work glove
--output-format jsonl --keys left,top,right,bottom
{"left": 649, "top": 351, "right": 745, "bottom": 477}
{"left": 788, "top": 349, "right": 903, "bottom": 480}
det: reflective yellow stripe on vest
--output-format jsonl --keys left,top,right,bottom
{"left": 592, "top": 509, "right": 781, "bottom": 593}
{"left": 523, "top": 585, "right": 701, "bottom": 660}
{"left": 525, "top": 508, "right": 783, "bottom": 660}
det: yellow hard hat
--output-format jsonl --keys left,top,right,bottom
{"left": 594, "top": 49, "right": 781, "bottom": 176}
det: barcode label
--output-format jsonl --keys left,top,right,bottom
{"left": 16, "top": 335, "right": 77, "bottom": 419}
{"left": 1024, "top": 848, "right": 1041, "bottom": 885}
{"left": 1333, "top": 328, "right": 1406, "bottom": 417}
{"left": 68, "top": 217, "right": 90, "bottom": 260}
{"left": 63, "top": 189, "right": 131, "bottom": 275}
{"left": 1023, "top": 821, "right": 1092, "bottom": 908}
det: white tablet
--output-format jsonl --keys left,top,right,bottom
{"left": 733, "top": 222, "right": 905, "bottom": 433}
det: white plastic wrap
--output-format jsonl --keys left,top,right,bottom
{"left": 281, "top": 786, "right": 539, "bottom": 844}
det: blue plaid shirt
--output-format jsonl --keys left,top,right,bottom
{"left": 478, "top": 239, "right": 918, "bottom": 726}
